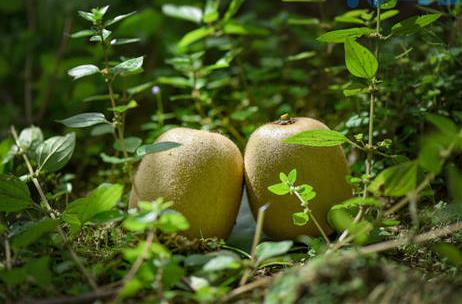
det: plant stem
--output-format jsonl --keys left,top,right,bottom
{"left": 10, "top": 126, "right": 98, "bottom": 291}
{"left": 293, "top": 191, "right": 331, "bottom": 245}
{"left": 239, "top": 204, "right": 267, "bottom": 286}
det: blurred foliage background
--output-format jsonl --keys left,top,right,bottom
{"left": 0, "top": 0, "right": 461, "bottom": 189}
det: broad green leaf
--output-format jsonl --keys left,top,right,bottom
{"left": 380, "top": 0, "right": 397, "bottom": 9}
{"left": 292, "top": 212, "right": 309, "bottom": 226}
{"left": 349, "top": 220, "right": 372, "bottom": 244}
{"left": 36, "top": 133, "right": 76, "bottom": 173}
{"left": 162, "top": 4, "right": 202, "bottom": 23}
{"left": 369, "top": 161, "right": 418, "bottom": 196}
{"left": 425, "top": 113, "right": 458, "bottom": 136}
{"left": 57, "top": 112, "right": 109, "bottom": 128}
{"left": 298, "top": 184, "right": 316, "bottom": 202}
{"left": 203, "top": 256, "right": 240, "bottom": 272}
{"left": 178, "top": 27, "right": 214, "bottom": 49}
{"left": 284, "top": 129, "right": 348, "bottom": 147}
{"left": 433, "top": 242, "right": 462, "bottom": 266}
{"left": 111, "top": 56, "right": 144, "bottom": 76}
{"left": 68, "top": 64, "right": 100, "bottom": 80}
{"left": 377, "top": 9, "right": 399, "bottom": 22}
{"left": 78, "top": 10, "right": 96, "bottom": 23}
{"left": 268, "top": 182, "right": 290, "bottom": 195}
{"left": 17, "top": 126, "right": 43, "bottom": 151}
{"left": 392, "top": 13, "right": 442, "bottom": 36}
{"left": 63, "top": 183, "right": 123, "bottom": 232}
{"left": 317, "top": 27, "right": 374, "bottom": 43}
{"left": 113, "top": 137, "right": 142, "bottom": 153}
{"left": 119, "top": 278, "right": 143, "bottom": 298}
{"left": 11, "top": 218, "right": 56, "bottom": 249}
{"left": 223, "top": 0, "right": 244, "bottom": 21}
{"left": 158, "top": 210, "right": 189, "bottom": 233}
{"left": 256, "top": 241, "right": 293, "bottom": 264}
{"left": 108, "top": 100, "right": 138, "bottom": 113}
{"left": 136, "top": 142, "right": 181, "bottom": 157}
{"left": 418, "top": 139, "right": 444, "bottom": 174}
{"left": 344, "top": 38, "right": 378, "bottom": 79}
{"left": 0, "top": 175, "right": 32, "bottom": 212}
{"left": 328, "top": 208, "right": 354, "bottom": 233}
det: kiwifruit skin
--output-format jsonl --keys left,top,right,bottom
{"left": 129, "top": 128, "right": 244, "bottom": 239}
{"left": 244, "top": 117, "right": 352, "bottom": 240}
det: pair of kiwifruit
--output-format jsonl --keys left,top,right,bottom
{"left": 129, "top": 116, "right": 352, "bottom": 241}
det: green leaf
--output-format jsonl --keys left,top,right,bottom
{"left": 91, "top": 124, "right": 115, "bottom": 136}
{"left": 136, "top": 142, "right": 181, "bottom": 157}
{"left": 162, "top": 4, "right": 202, "bottom": 23}
{"left": 203, "top": 255, "right": 240, "bottom": 272}
{"left": 111, "top": 56, "right": 144, "bottom": 76}
{"left": 418, "top": 139, "right": 444, "bottom": 174}
{"left": 377, "top": 9, "right": 399, "bottom": 22}
{"left": 113, "top": 137, "right": 142, "bottom": 153}
{"left": 223, "top": 0, "right": 244, "bottom": 21}
{"left": 298, "top": 184, "right": 316, "bottom": 202}
{"left": 78, "top": 10, "right": 96, "bottom": 23}
{"left": 268, "top": 183, "right": 290, "bottom": 195}
{"left": 119, "top": 278, "right": 143, "bottom": 298}
{"left": 108, "top": 100, "right": 138, "bottom": 113}
{"left": 292, "top": 212, "right": 309, "bottom": 226}
{"left": 105, "top": 11, "right": 136, "bottom": 27}
{"left": 68, "top": 64, "right": 100, "bottom": 80}
{"left": 256, "top": 241, "right": 293, "bottom": 264}
{"left": 349, "top": 220, "right": 372, "bottom": 244}
{"left": 24, "top": 256, "right": 52, "bottom": 288}
{"left": 279, "top": 172, "right": 289, "bottom": 183}
{"left": 287, "top": 169, "right": 297, "bottom": 184}
{"left": 100, "top": 153, "right": 137, "bottom": 164}
{"left": 344, "top": 38, "right": 378, "bottom": 79}
{"left": 158, "top": 76, "right": 191, "bottom": 88}
{"left": 284, "top": 129, "right": 348, "bottom": 147}
{"left": 16, "top": 126, "right": 43, "bottom": 151}
{"left": 178, "top": 27, "right": 214, "bottom": 49}
{"left": 63, "top": 184, "right": 123, "bottom": 232}
{"left": 343, "top": 82, "right": 369, "bottom": 96}
{"left": 36, "top": 133, "right": 76, "bottom": 173}
{"left": 287, "top": 51, "right": 316, "bottom": 62}
{"left": 425, "top": 113, "right": 458, "bottom": 136}
{"left": 70, "top": 29, "right": 94, "bottom": 38}
{"left": 433, "top": 242, "right": 462, "bottom": 266}
{"left": 57, "top": 112, "right": 109, "bottom": 128}
{"left": 11, "top": 218, "right": 56, "bottom": 249}
{"left": 203, "top": 0, "right": 219, "bottom": 23}
{"left": 317, "top": 27, "right": 374, "bottom": 43}
{"left": 380, "top": 0, "right": 397, "bottom": 9}
{"left": 392, "top": 13, "right": 442, "bottom": 36}
{"left": 335, "top": 16, "right": 365, "bottom": 25}
{"left": 369, "top": 161, "right": 418, "bottom": 197}
{"left": 89, "top": 29, "right": 111, "bottom": 42}
{"left": 331, "top": 197, "right": 384, "bottom": 210}
{"left": 110, "top": 38, "right": 141, "bottom": 45}
{"left": 0, "top": 175, "right": 32, "bottom": 212}
{"left": 127, "top": 81, "right": 155, "bottom": 95}
{"left": 158, "top": 210, "right": 190, "bottom": 233}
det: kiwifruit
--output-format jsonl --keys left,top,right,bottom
{"left": 244, "top": 116, "right": 352, "bottom": 240}
{"left": 129, "top": 127, "right": 244, "bottom": 239}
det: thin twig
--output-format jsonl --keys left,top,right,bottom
{"left": 223, "top": 276, "right": 272, "bottom": 302}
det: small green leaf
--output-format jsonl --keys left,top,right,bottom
{"left": 256, "top": 241, "right": 293, "bottom": 264}
{"left": 344, "top": 38, "right": 378, "bottom": 79}
{"left": 158, "top": 210, "right": 190, "bottom": 233}
{"left": 223, "top": 0, "right": 244, "bottom": 21}
{"left": 108, "top": 100, "right": 138, "bottom": 113}
{"left": 287, "top": 51, "right": 316, "bottom": 62}
{"left": 177, "top": 27, "right": 214, "bottom": 49}
{"left": 68, "top": 64, "right": 100, "bottom": 80}
{"left": 105, "top": 11, "right": 136, "bottom": 27}
{"left": 0, "top": 175, "right": 32, "bottom": 212}
{"left": 284, "top": 129, "right": 348, "bottom": 147}
{"left": 111, "top": 56, "right": 144, "bottom": 76}
{"left": 287, "top": 169, "right": 297, "bottom": 184}
{"left": 279, "top": 172, "right": 289, "bottom": 183}
{"left": 292, "top": 212, "right": 309, "bottom": 226}
{"left": 268, "top": 183, "right": 290, "bottom": 196}
{"left": 57, "top": 112, "right": 109, "bottom": 128}
{"left": 317, "top": 27, "right": 374, "bottom": 43}
{"left": 162, "top": 4, "right": 202, "bottom": 23}
{"left": 36, "top": 133, "right": 76, "bottom": 173}
{"left": 369, "top": 161, "right": 418, "bottom": 197}
{"left": 203, "top": 255, "right": 240, "bottom": 272}
{"left": 16, "top": 126, "right": 44, "bottom": 151}
{"left": 70, "top": 30, "right": 94, "bottom": 38}
{"left": 11, "top": 218, "right": 56, "bottom": 249}
{"left": 380, "top": 0, "right": 397, "bottom": 9}
{"left": 392, "top": 13, "right": 442, "bottom": 36}
{"left": 136, "top": 142, "right": 181, "bottom": 157}
{"left": 203, "top": 0, "right": 219, "bottom": 23}
{"left": 111, "top": 38, "right": 141, "bottom": 45}
{"left": 298, "top": 184, "right": 316, "bottom": 202}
